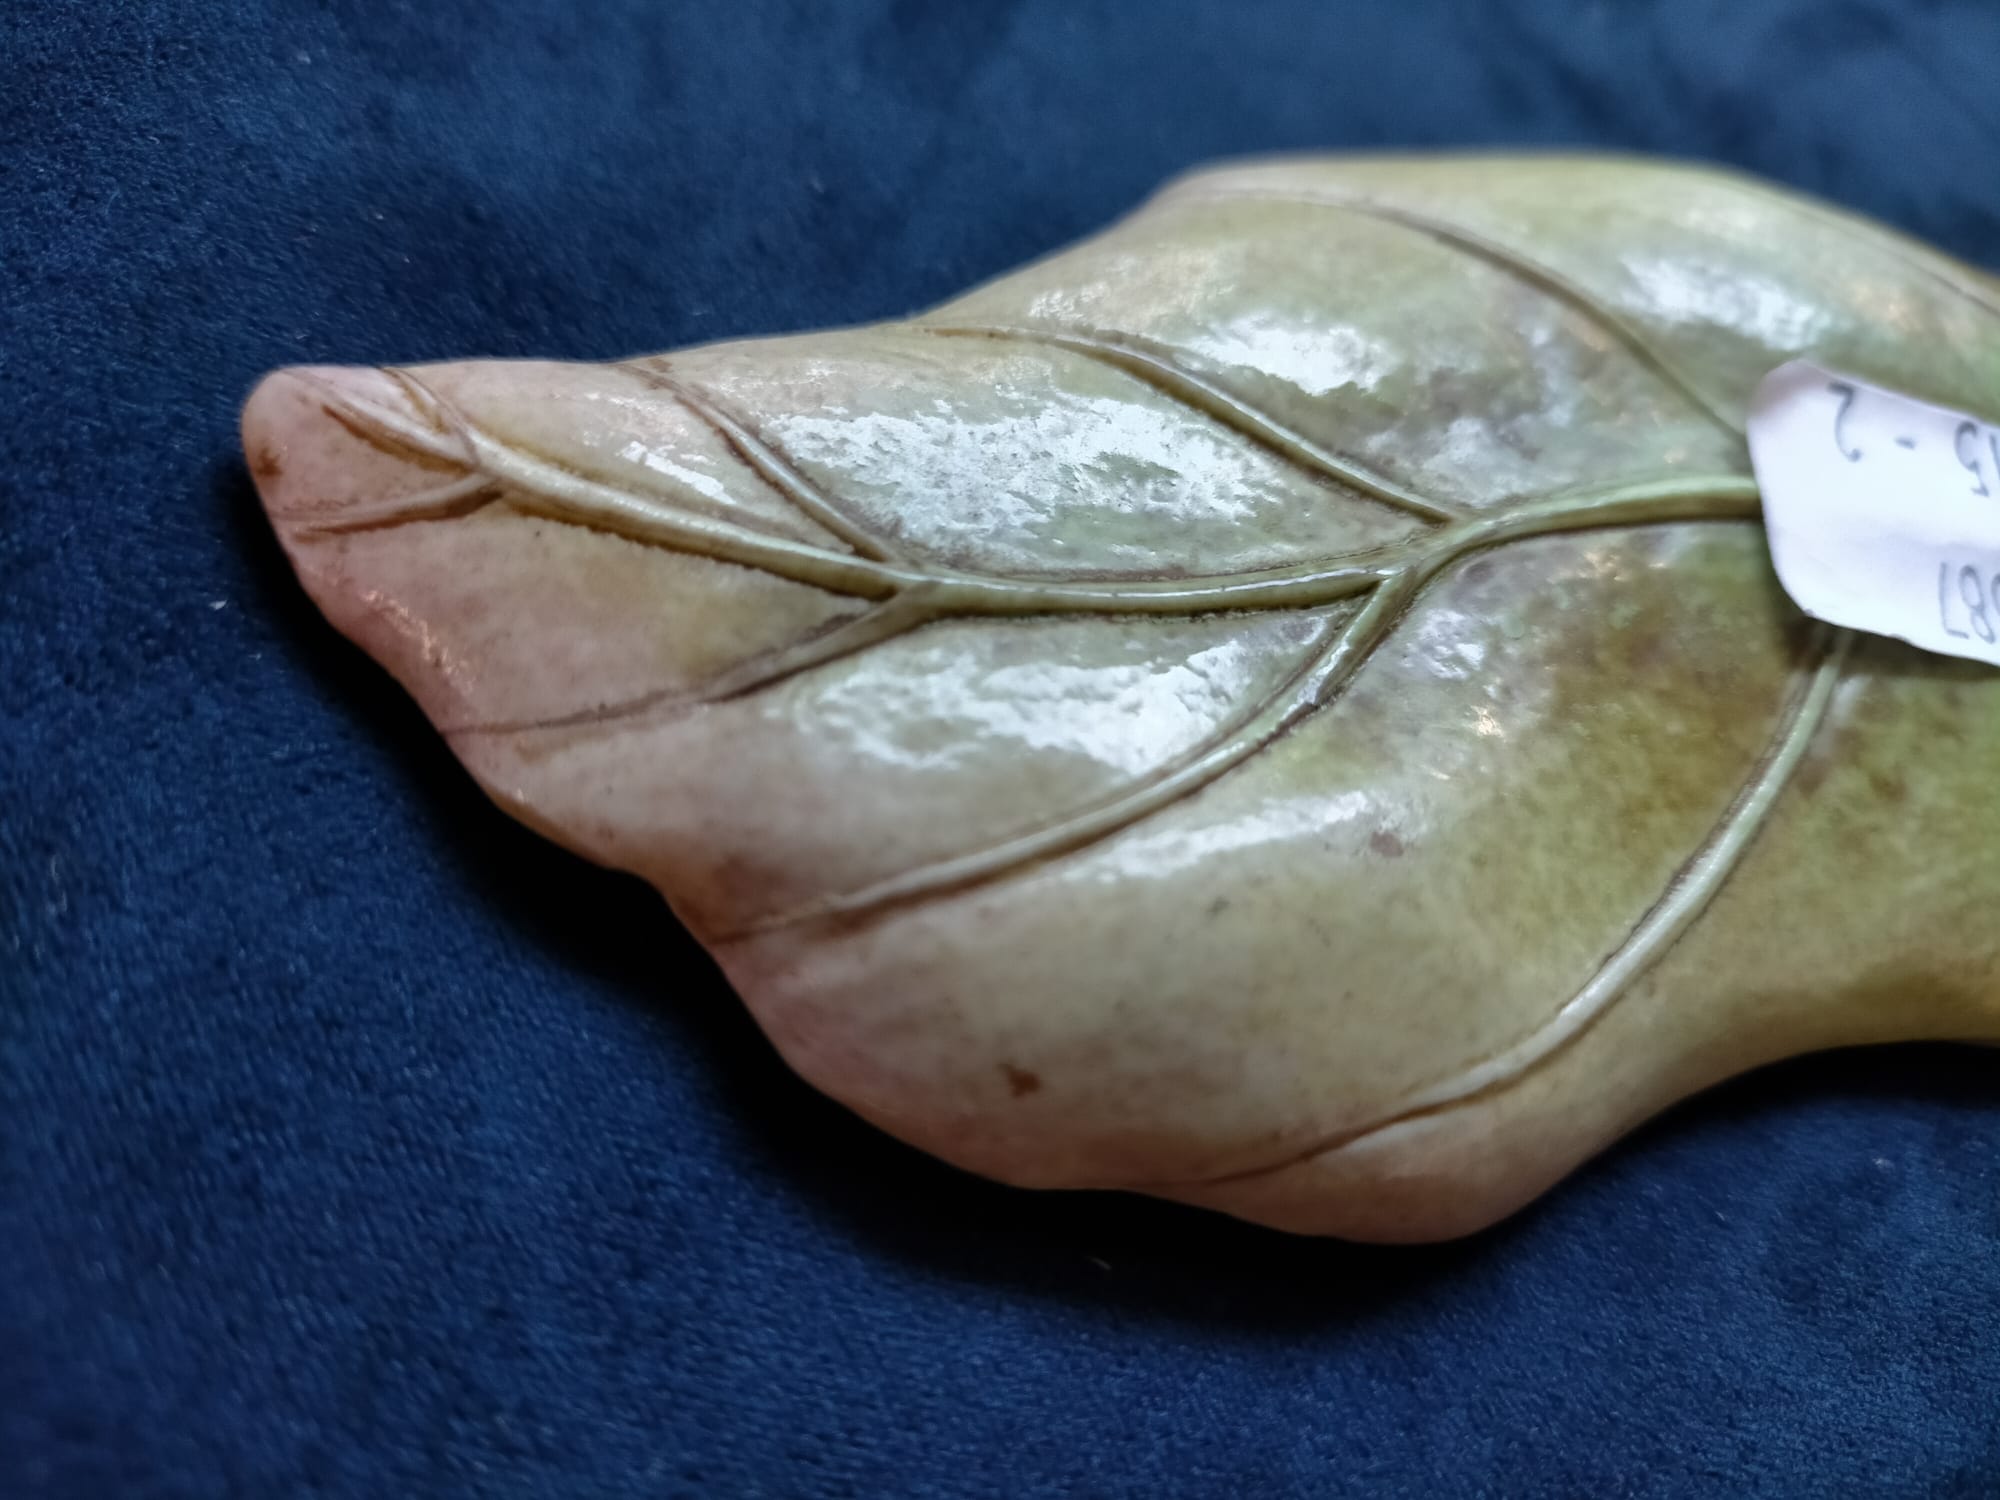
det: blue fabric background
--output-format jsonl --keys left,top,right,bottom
{"left": 7, "top": 2, "right": 2000, "bottom": 1495}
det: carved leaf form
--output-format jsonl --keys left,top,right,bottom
{"left": 245, "top": 156, "right": 2000, "bottom": 1241}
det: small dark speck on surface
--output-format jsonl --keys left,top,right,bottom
{"left": 1867, "top": 769, "right": 1909, "bottom": 804}
{"left": 1369, "top": 829, "right": 1407, "bottom": 858}
{"left": 1001, "top": 1063, "right": 1042, "bottom": 1097}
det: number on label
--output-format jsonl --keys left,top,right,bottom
{"left": 1957, "top": 421, "right": 1991, "bottom": 497}
{"left": 1961, "top": 565, "right": 1996, "bottom": 642}
{"left": 1829, "top": 381, "right": 1862, "bottom": 462}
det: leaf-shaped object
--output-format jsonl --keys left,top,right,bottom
{"left": 244, "top": 155, "right": 2000, "bottom": 1242}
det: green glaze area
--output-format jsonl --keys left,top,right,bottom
{"left": 247, "top": 154, "right": 2000, "bottom": 1240}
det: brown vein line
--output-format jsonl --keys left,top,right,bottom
{"left": 304, "top": 372, "right": 1400, "bottom": 616}
{"left": 442, "top": 590, "right": 944, "bottom": 738}
{"left": 305, "top": 362, "right": 1791, "bottom": 963}
{"left": 305, "top": 368, "right": 1393, "bottom": 610}
{"left": 302, "top": 471, "right": 500, "bottom": 534}
{"left": 730, "top": 578, "right": 1419, "bottom": 939}
{"left": 732, "top": 475, "right": 1765, "bottom": 939}
{"left": 305, "top": 369, "right": 1382, "bottom": 613}
{"left": 1173, "top": 184, "right": 1747, "bottom": 440}
{"left": 937, "top": 474, "right": 1753, "bottom": 616}
{"left": 297, "top": 370, "right": 1759, "bottom": 621}
{"left": 627, "top": 364, "right": 899, "bottom": 562}
{"left": 1175, "top": 623, "right": 1853, "bottom": 1192}
{"left": 921, "top": 323, "right": 1468, "bottom": 525}
{"left": 383, "top": 366, "right": 458, "bottom": 434}
{"left": 447, "top": 476, "right": 1758, "bottom": 742}
{"left": 292, "top": 370, "right": 915, "bottom": 602}
{"left": 321, "top": 400, "right": 470, "bottom": 473}
{"left": 323, "top": 372, "right": 844, "bottom": 551}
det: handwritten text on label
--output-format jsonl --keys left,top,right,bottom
{"left": 1749, "top": 362, "right": 2000, "bottom": 669}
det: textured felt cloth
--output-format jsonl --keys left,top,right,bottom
{"left": 7, "top": 2, "right": 2000, "bottom": 1495}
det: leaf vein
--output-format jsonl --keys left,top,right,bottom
{"left": 919, "top": 323, "right": 1467, "bottom": 524}
{"left": 1171, "top": 182, "right": 1747, "bottom": 440}
{"left": 441, "top": 590, "right": 944, "bottom": 738}
{"left": 308, "top": 368, "right": 1785, "bottom": 918}
{"left": 626, "top": 363, "right": 902, "bottom": 562}
{"left": 1168, "top": 623, "right": 1854, "bottom": 1191}
{"left": 733, "top": 483, "right": 1766, "bottom": 934}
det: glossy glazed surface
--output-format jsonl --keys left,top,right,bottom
{"left": 245, "top": 155, "right": 2000, "bottom": 1240}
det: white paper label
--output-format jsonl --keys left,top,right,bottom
{"left": 1750, "top": 361, "right": 2000, "bottom": 666}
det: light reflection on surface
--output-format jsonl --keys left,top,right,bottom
{"left": 774, "top": 398, "right": 1255, "bottom": 523}
{"left": 1088, "top": 788, "right": 1383, "bottom": 883}
{"left": 1403, "top": 606, "right": 1489, "bottom": 682}
{"left": 796, "top": 628, "right": 1293, "bottom": 779}
{"left": 1624, "top": 256, "right": 1831, "bottom": 348}
{"left": 1187, "top": 312, "right": 1396, "bottom": 398}
{"left": 761, "top": 376, "right": 1419, "bottom": 568}
{"left": 617, "top": 438, "right": 734, "bottom": 505}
